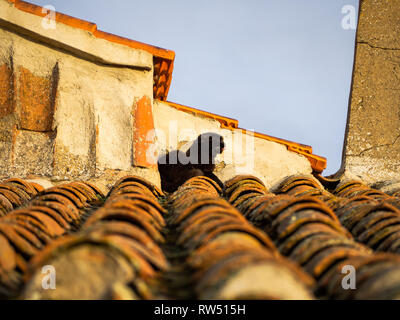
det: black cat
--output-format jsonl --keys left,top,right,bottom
{"left": 158, "top": 132, "right": 225, "bottom": 193}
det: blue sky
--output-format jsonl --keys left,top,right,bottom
{"left": 30, "top": 0, "right": 359, "bottom": 175}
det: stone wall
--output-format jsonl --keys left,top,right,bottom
{"left": 341, "top": 0, "right": 400, "bottom": 184}
{"left": 0, "top": 0, "right": 160, "bottom": 189}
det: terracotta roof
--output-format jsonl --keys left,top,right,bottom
{"left": 0, "top": 173, "right": 400, "bottom": 299}
{"left": 227, "top": 175, "right": 400, "bottom": 299}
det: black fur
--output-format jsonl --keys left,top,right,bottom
{"left": 158, "top": 133, "right": 225, "bottom": 193}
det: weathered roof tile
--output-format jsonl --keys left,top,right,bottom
{"left": 225, "top": 174, "right": 400, "bottom": 299}
{"left": 1, "top": 172, "right": 400, "bottom": 299}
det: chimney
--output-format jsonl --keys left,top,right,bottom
{"left": 340, "top": 0, "right": 400, "bottom": 183}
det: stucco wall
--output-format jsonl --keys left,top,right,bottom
{"left": 0, "top": 0, "right": 152, "bottom": 69}
{"left": 153, "top": 100, "right": 312, "bottom": 189}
